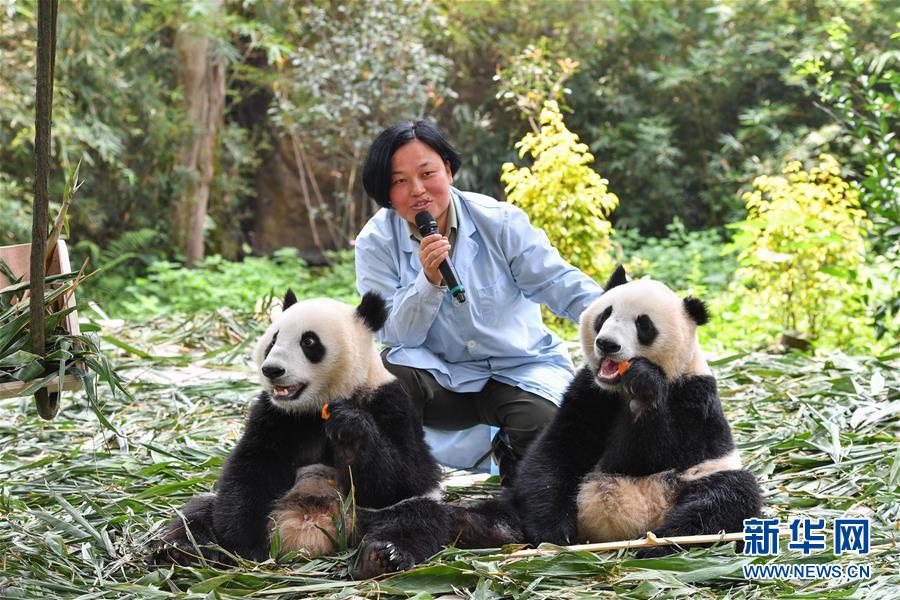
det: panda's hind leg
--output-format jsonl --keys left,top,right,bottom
{"left": 635, "top": 469, "right": 763, "bottom": 558}
{"left": 351, "top": 498, "right": 453, "bottom": 579}
{"left": 353, "top": 540, "right": 417, "bottom": 579}
{"left": 151, "top": 493, "right": 230, "bottom": 566}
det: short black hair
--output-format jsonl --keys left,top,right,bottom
{"left": 361, "top": 120, "right": 462, "bottom": 209}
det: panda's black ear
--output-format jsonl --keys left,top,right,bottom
{"left": 683, "top": 297, "right": 710, "bottom": 326}
{"left": 356, "top": 292, "right": 388, "bottom": 332}
{"left": 283, "top": 289, "right": 298, "bottom": 310}
{"left": 604, "top": 265, "right": 628, "bottom": 291}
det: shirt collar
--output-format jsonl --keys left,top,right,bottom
{"left": 407, "top": 193, "right": 459, "bottom": 241}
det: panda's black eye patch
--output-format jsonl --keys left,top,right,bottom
{"left": 300, "top": 331, "right": 325, "bottom": 363}
{"left": 635, "top": 314, "right": 658, "bottom": 346}
{"left": 264, "top": 331, "right": 278, "bottom": 358}
{"left": 594, "top": 306, "right": 613, "bottom": 332}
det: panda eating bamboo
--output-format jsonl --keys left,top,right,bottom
{"left": 514, "top": 266, "right": 763, "bottom": 557}
{"left": 152, "top": 290, "right": 519, "bottom": 577}
{"left": 152, "top": 291, "right": 444, "bottom": 568}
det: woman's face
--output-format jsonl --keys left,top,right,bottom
{"left": 389, "top": 139, "right": 453, "bottom": 229}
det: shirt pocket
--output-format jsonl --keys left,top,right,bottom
{"left": 474, "top": 283, "right": 499, "bottom": 325}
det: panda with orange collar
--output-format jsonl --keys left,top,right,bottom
{"left": 514, "top": 266, "right": 762, "bottom": 557}
{"left": 153, "top": 291, "right": 442, "bottom": 565}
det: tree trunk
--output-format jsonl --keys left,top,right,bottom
{"left": 174, "top": 11, "right": 225, "bottom": 267}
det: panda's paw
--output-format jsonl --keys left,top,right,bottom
{"left": 325, "top": 402, "right": 374, "bottom": 448}
{"left": 526, "top": 519, "right": 576, "bottom": 547}
{"left": 150, "top": 541, "right": 196, "bottom": 567}
{"left": 619, "top": 358, "right": 668, "bottom": 407}
{"left": 352, "top": 540, "right": 415, "bottom": 579}
{"left": 634, "top": 544, "right": 678, "bottom": 559}
{"left": 149, "top": 540, "right": 231, "bottom": 568}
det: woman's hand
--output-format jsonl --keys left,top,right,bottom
{"left": 419, "top": 234, "right": 451, "bottom": 286}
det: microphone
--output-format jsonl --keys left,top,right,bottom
{"left": 415, "top": 211, "right": 466, "bottom": 304}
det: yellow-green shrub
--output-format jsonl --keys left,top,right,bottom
{"left": 728, "top": 154, "right": 871, "bottom": 347}
{"left": 500, "top": 101, "right": 619, "bottom": 280}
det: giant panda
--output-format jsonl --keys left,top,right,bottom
{"left": 514, "top": 266, "right": 762, "bottom": 557}
{"left": 152, "top": 290, "right": 442, "bottom": 565}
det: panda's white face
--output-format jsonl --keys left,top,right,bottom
{"left": 580, "top": 277, "right": 710, "bottom": 390}
{"left": 253, "top": 296, "right": 392, "bottom": 414}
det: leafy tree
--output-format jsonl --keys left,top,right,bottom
{"left": 0, "top": 1, "right": 185, "bottom": 247}
{"left": 501, "top": 101, "right": 618, "bottom": 279}
{"left": 728, "top": 154, "right": 871, "bottom": 346}
{"left": 493, "top": 40, "right": 579, "bottom": 131}
{"left": 567, "top": 0, "right": 824, "bottom": 233}
{"left": 173, "top": 0, "right": 227, "bottom": 267}
{"left": 269, "top": 0, "right": 454, "bottom": 247}
{"left": 795, "top": 18, "right": 900, "bottom": 246}
{"left": 0, "top": 0, "right": 261, "bottom": 260}
{"left": 433, "top": 0, "right": 597, "bottom": 199}
{"left": 794, "top": 18, "right": 900, "bottom": 345}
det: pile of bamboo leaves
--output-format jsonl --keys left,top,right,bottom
{"left": 0, "top": 264, "right": 127, "bottom": 421}
{"left": 0, "top": 312, "right": 897, "bottom": 599}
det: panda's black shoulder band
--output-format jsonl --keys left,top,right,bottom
{"left": 356, "top": 292, "right": 389, "bottom": 332}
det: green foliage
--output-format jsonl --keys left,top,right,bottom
{"left": 4, "top": 0, "right": 899, "bottom": 261}
{"left": 501, "top": 101, "right": 618, "bottom": 280}
{"left": 865, "top": 245, "right": 900, "bottom": 346}
{"left": 3, "top": 0, "right": 897, "bottom": 357}
{"left": 0, "top": 266, "right": 128, "bottom": 426}
{"left": 571, "top": 0, "right": 828, "bottom": 233}
{"left": 0, "top": 174, "right": 31, "bottom": 246}
{"left": 276, "top": 0, "right": 453, "bottom": 142}
{"left": 612, "top": 219, "right": 735, "bottom": 295}
{"left": 795, "top": 17, "right": 900, "bottom": 244}
{"left": 435, "top": 0, "right": 606, "bottom": 199}
{"left": 439, "top": 0, "right": 898, "bottom": 235}
{"left": 0, "top": 0, "right": 263, "bottom": 258}
{"left": 73, "top": 228, "right": 163, "bottom": 304}
{"left": 728, "top": 155, "right": 871, "bottom": 348}
{"left": 269, "top": 0, "right": 454, "bottom": 245}
{"left": 793, "top": 17, "right": 900, "bottom": 344}
{"left": 110, "top": 249, "right": 358, "bottom": 319}
{"left": 494, "top": 40, "right": 579, "bottom": 124}
{"left": 40, "top": 2, "right": 185, "bottom": 243}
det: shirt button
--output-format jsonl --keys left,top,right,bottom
{"left": 467, "top": 340, "right": 476, "bottom": 349}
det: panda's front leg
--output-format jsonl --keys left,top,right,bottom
{"left": 619, "top": 357, "right": 669, "bottom": 413}
{"left": 324, "top": 400, "right": 379, "bottom": 466}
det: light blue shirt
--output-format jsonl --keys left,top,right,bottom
{"left": 354, "top": 189, "right": 603, "bottom": 468}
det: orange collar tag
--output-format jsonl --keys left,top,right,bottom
{"left": 321, "top": 403, "right": 332, "bottom": 420}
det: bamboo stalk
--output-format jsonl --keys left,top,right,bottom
{"left": 31, "top": 0, "right": 59, "bottom": 420}
{"left": 503, "top": 530, "right": 781, "bottom": 558}
{"left": 45, "top": 161, "right": 79, "bottom": 266}
{"left": 501, "top": 530, "right": 897, "bottom": 559}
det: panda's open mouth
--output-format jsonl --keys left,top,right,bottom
{"left": 271, "top": 383, "right": 307, "bottom": 401}
{"left": 597, "top": 357, "right": 625, "bottom": 384}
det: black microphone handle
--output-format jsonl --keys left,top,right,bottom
{"left": 414, "top": 211, "right": 466, "bottom": 302}
{"left": 436, "top": 256, "right": 466, "bottom": 303}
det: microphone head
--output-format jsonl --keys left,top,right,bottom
{"left": 415, "top": 211, "right": 438, "bottom": 236}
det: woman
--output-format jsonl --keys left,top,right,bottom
{"left": 354, "top": 120, "right": 603, "bottom": 484}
